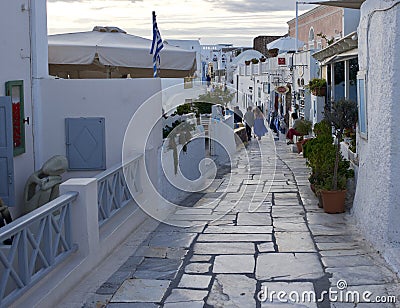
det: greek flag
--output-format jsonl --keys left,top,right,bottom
{"left": 150, "top": 11, "right": 164, "bottom": 77}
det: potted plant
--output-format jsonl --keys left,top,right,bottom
{"left": 245, "top": 60, "right": 251, "bottom": 66}
{"left": 303, "top": 120, "right": 335, "bottom": 207}
{"left": 260, "top": 56, "right": 266, "bottom": 62}
{"left": 251, "top": 58, "right": 259, "bottom": 64}
{"left": 295, "top": 119, "right": 312, "bottom": 153}
{"left": 306, "top": 78, "right": 327, "bottom": 96}
{"left": 320, "top": 99, "right": 358, "bottom": 213}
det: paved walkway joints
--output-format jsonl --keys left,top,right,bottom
{"left": 62, "top": 135, "right": 400, "bottom": 308}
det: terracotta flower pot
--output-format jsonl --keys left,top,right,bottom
{"left": 312, "top": 87, "right": 326, "bottom": 97}
{"left": 321, "top": 190, "right": 346, "bottom": 213}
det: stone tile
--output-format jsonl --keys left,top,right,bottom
{"left": 207, "top": 274, "right": 257, "bottom": 307}
{"left": 134, "top": 246, "right": 168, "bottom": 258}
{"left": 319, "top": 249, "right": 369, "bottom": 257}
{"left": 110, "top": 279, "right": 170, "bottom": 303}
{"left": 317, "top": 242, "right": 361, "bottom": 251}
{"left": 275, "top": 232, "right": 316, "bottom": 252}
{"left": 313, "top": 235, "right": 356, "bottom": 243}
{"left": 274, "top": 193, "right": 298, "bottom": 199}
{"left": 272, "top": 207, "right": 305, "bottom": 218}
{"left": 164, "top": 289, "right": 208, "bottom": 303}
{"left": 258, "top": 242, "right": 276, "bottom": 253}
{"left": 107, "top": 304, "right": 159, "bottom": 308}
{"left": 237, "top": 213, "right": 272, "bottom": 226}
{"left": 321, "top": 255, "right": 376, "bottom": 268}
{"left": 178, "top": 274, "right": 212, "bottom": 289}
{"left": 256, "top": 253, "right": 324, "bottom": 280}
{"left": 174, "top": 208, "right": 213, "bottom": 215}
{"left": 84, "top": 294, "right": 112, "bottom": 308}
{"left": 96, "top": 270, "right": 132, "bottom": 294}
{"left": 327, "top": 266, "right": 397, "bottom": 286}
{"left": 259, "top": 282, "right": 317, "bottom": 308}
{"left": 193, "top": 242, "right": 255, "bottom": 254}
{"left": 163, "top": 302, "right": 204, "bottom": 308}
{"left": 306, "top": 212, "right": 347, "bottom": 225}
{"left": 133, "top": 258, "right": 182, "bottom": 280}
{"left": 274, "top": 221, "right": 309, "bottom": 232}
{"left": 190, "top": 255, "right": 212, "bottom": 262}
{"left": 197, "top": 233, "right": 272, "bottom": 242}
{"left": 148, "top": 232, "right": 197, "bottom": 248}
{"left": 204, "top": 225, "right": 273, "bottom": 234}
{"left": 213, "top": 255, "right": 255, "bottom": 273}
{"left": 185, "top": 263, "right": 211, "bottom": 274}
{"left": 308, "top": 224, "right": 350, "bottom": 236}
{"left": 165, "top": 248, "right": 188, "bottom": 260}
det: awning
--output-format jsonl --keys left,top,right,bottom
{"left": 309, "top": 0, "right": 365, "bottom": 9}
{"left": 313, "top": 31, "right": 358, "bottom": 62}
{"left": 48, "top": 27, "right": 197, "bottom": 78}
{"left": 320, "top": 48, "right": 358, "bottom": 65}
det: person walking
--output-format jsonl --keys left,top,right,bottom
{"left": 243, "top": 106, "right": 255, "bottom": 141}
{"left": 286, "top": 112, "right": 302, "bottom": 144}
{"left": 233, "top": 106, "right": 243, "bottom": 124}
{"left": 253, "top": 107, "right": 268, "bottom": 140}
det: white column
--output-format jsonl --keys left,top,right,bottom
{"left": 344, "top": 60, "right": 350, "bottom": 99}
{"left": 60, "top": 178, "right": 99, "bottom": 257}
{"left": 30, "top": 0, "right": 49, "bottom": 169}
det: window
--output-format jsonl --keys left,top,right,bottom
{"left": 357, "top": 71, "right": 368, "bottom": 138}
{"left": 308, "top": 27, "right": 315, "bottom": 50}
{"left": 5, "top": 80, "right": 25, "bottom": 156}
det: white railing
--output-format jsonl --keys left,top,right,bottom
{"left": 96, "top": 154, "right": 143, "bottom": 226}
{"left": 0, "top": 192, "right": 78, "bottom": 307}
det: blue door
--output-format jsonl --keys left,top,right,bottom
{"left": 0, "top": 96, "right": 15, "bottom": 206}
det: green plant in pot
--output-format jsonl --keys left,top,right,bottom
{"left": 306, "top": 78, "right": 327, "bottom": 96}
{"left": 303, "top": 120, "right": 335, "bottom": 207}
{"left": 295, "top": 119, "right": 312, "bottom": 154}
{"left": 321, "top": 99, "right": 358, "bottom": 213}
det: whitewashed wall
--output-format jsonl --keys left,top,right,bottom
{"left": 0, "top": 0, "right": 35, "bottom": 209}
{"left": 38, "top": 78, "right": 162, "bottom": 179}
{"left": 353, "top": 0, "right": 400, "bottom": 274}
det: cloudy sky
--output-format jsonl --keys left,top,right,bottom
{"left": 47, "top": 0, "right": 316, "bottom": 46}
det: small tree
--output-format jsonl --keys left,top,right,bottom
{"left": 324, "top": 99, "right": 358, "bottom": 190}
{"left": 195, "top": 86, "right": 234, "bottom": 109}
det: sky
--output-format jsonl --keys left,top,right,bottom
{"left": 47, "top": 0, "right": 316, "bottom": 47}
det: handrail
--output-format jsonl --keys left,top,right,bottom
{"left": 0, "top": 192, "right": 78, "bottom": 239}
{"left": 96, "top": 154, "right": 143, "bottom": 225}
{"left": 0, "top": 192, "right": 78, "bottom": 307}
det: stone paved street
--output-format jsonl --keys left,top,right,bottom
{"left": 61, "top": 135, "right": 400, "bottom": 308}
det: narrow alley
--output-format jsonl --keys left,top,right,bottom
{"left": 60, "top": 135, "right": 400, "bottom": 308}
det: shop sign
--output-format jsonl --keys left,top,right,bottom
{"left": 275, "top": 85, "right": 289, "bottom": 94}
{"left": 278, "top": 57, "right": 286, "bottom": 65}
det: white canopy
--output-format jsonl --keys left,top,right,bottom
{"left": 48, "top": 27, "right": 197, "bottom": 78}
{"left": 267, "top": 37, "right": 305, "bottom": 53}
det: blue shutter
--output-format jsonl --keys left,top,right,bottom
{"left": 0, "top": 97, "right": 15, "bottom": 206}
{"left": 65, "top": 117, "right": 106, "bottom": 170}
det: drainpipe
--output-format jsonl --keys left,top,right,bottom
{"left": 29, "top": 0, "right": 49, "bottom": 169}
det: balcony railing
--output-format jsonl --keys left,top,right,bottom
{"left": 0, "top": 192, "right": 78, "bottom": 307}
{"left": 96, "top": 154, "right": 143, "bottom": 226}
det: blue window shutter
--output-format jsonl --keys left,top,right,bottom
{"left": 0, "top": 97, "right": 15, "bottom": 206}
{"left": 65, "top": 117, "right": 106, "bottom": 170}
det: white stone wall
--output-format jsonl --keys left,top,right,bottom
{"left": 353, "top": 0, "right": 400, "bottom": 274}
{"left": 0, "top": 0, "right": 36, "bottom": 208}
{"left": 38, "top": 78, "right": 162, "bottom": 179}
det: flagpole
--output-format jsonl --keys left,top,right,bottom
{"left": 150, "top": 11, "right": 164, "bottom": 78}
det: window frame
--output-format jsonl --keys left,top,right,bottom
{"left": 357, "top": 70, "right": 368, "bottom": 139}
{"left": 5, "top": 80, "right": 25, "bottom": 156}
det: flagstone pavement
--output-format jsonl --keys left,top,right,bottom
{"left": 60, "top": 134, "right": 400, "bottom": 308}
